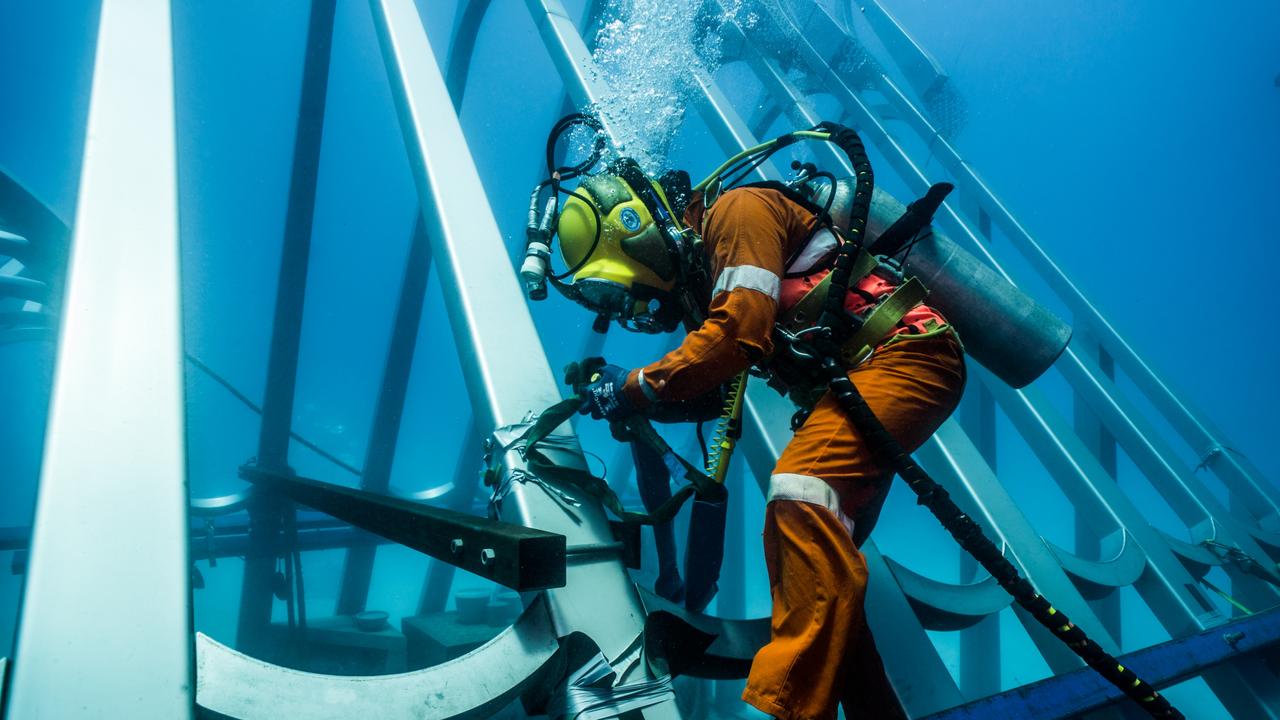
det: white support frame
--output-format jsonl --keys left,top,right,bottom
{"left": 6, "top": 0, "right": 192, "bottom": 716}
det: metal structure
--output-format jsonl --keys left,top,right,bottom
{"left": 1, "top": 0, "right": 1278, "bottom": 718}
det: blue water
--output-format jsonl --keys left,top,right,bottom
{"left": 1, "top": 1, "right": 1278, "bottom": 717}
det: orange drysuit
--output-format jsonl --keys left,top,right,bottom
{"left": 623, "top": 186, "right": 965, "bottom": 720}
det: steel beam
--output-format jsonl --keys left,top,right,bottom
{"left": 236, "top": 0, "right": 337, "bottom": 656}
{"left": 370, "top": 0, "right": 680, "bottom": 715}
{"left": 336, "top": 214, "right": 432, "bottom": 615}
{"left": 243, "top": 467, "right": 566, "bottom": 590}
{"left": 6, "top": 0, "right": 190, "bottom": 715}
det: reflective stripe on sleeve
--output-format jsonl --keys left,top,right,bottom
{"left": 636, "top": 367, "right": 660, "bottom": 402}
{"left": 712, "top": 265, "right": 781, "bottom": 302}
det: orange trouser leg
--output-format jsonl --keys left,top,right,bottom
{"left": 743, "top": 500, "right": 867, "bottom": 720}
{"left": 744, "top": 332, "right": 966, "bottom": 720}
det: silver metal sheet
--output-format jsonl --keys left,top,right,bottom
{"left": 196, "top": 595, "right": 560, "bottom": 720}
{"left": 6, "top": 0, "right": 192, "bottom": 716}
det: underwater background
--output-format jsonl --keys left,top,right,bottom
{"left": 1, "top": 0, "right": 1278, "bottom": 717}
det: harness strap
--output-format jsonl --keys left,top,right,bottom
{"left": 839, "top": 276, "right": 929, "bottom": 367}
{"left": 779, "top": 248, "right": 877, "bottom": 334}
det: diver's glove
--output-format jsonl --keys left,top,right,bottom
{"left": 568, "top": 358, "right": 635, "bottom": 421}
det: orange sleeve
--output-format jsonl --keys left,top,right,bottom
{"left": 625, "top": 188, "right": 790, "bottom": 405}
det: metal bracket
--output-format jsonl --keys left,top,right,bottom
{"left": 196, "top": 594, "right": 560, "bottom": 719}
{"left": 240, "top": 466, "right": 566, "bottom": 591}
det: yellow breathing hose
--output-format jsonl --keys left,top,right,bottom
{"left": 705, "top": 371, "right": 748, "bottom": 484}
{"left": 692, "top": 131, "right": 832, "bottom": 193}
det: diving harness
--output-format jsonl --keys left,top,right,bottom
{"left": 518, "top": 116, "right": 1183, "bottom": 720}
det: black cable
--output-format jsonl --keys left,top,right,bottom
{"left": 720, "top": 145, "right": 786, "bottom": 191}
{"left": 547, "top": 185, "right": 604, "bottom": 281}
{"left": 546, "top": 113, "right": 605, "bottom": 179}
{"left": 813, "top": 126, "right": 874, "bottom": 334}
{"left": 816, "top": 354, "right": 1184, "bottom": 719}
{"left": 185, "top": 352, "right": 363, "bottom": 477}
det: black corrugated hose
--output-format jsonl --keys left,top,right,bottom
{"left": 808, "top": 121, "right": 1184, "bottom": 719}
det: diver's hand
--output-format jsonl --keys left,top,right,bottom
{"left": 575, "top": 362, "right": 636, "bottom": 421}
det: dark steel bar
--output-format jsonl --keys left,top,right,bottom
{"left": 417, "top": 421, "right": 484, "bottom": 613}
{"left": 236, "top": 0, "right": 337, "bottom": 655}
{"left": 241, "top": 466, "right": 567, "bottom": 591}
{"left": 335, "top": 214, "right": 432, "bottom": 615}
{"left": 924, "top": 608, "right": 1280, "bottom": 720}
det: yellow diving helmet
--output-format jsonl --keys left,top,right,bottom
{"left": 554, "top": 161, "right": 694, "bottom": 333}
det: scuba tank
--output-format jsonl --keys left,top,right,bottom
{"left": 809, "top": 178, "right": 1071, "bottom": 389}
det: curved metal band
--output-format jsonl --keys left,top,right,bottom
{"left": 196, "top": 594, "right": 559, "bottom": 720}
{"left": 189, "top": 491, "right": 253, "bottom": 517}
{"left": 882, "top": 554, "right": 1012, "bottom": 632}
{"left": 1046, "top": 532, "right": 1146, "bottom": 600}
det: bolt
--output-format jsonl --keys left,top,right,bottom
{"left": 450, "top": 538, "right": 464, "bottom": 554}
{"left": 1223, "top": 631, "right": 1245, "bottom": 649}
{"left": 480, "top": 548, "right": 497, "bottom": 566}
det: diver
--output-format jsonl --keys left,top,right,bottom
{"left": 524, "top": 116, "right": 961, "bottom": 719}
{"left": 521, "top": 112, "right": 1184, "bottom": 720}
